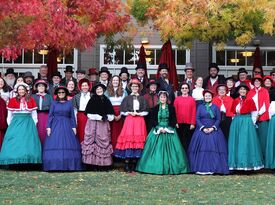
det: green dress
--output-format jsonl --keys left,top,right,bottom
{"left": 136, "top": 105, "right": 189, "bottom": 174}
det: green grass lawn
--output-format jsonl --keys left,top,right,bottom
{"left": 0, "top": 169, "right": 274, "bottom": 205}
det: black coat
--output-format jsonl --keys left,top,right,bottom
{"left": 156, "top": 77, "right": 175, "bottom": 104}
{"left": 150, "top": 104, "right": 177, "bottom": 129}
{"left": 203, "top": 75, "right": 226, "bottom": 89}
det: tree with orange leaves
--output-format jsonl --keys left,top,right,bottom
{"left": 131, "top": 0, "right": 275, "bottom": 48}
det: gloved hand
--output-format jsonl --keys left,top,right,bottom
{"left": 102, "top": 115, "right": 108, "bottom": 122}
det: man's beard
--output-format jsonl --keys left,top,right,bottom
{"left": 5, "top": 78, "right": 15, "bottom": 88}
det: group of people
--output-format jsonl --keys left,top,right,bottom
{"left": 0, "top": 62, "right": 274, "bottom": 175}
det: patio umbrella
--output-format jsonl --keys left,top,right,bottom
{"left": 158, "top": 40, "right": 178, "bottom": 91}
{"left": 138, "top": 45, "right": 148, "bottom": 79}
{"left": 253, "top": 46, "right": 262, "bottom": 69}
{"left": 47, "top": 49, "right": 58, "bottom": 79}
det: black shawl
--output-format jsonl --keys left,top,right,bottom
{"left": 85, "top": 94, "right": 114, "bottom": 115}
{"left": 120, "top": 95, "right": 149, "bottom": 113}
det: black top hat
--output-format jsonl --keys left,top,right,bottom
{"left": 158, "top": 63, "right": 169, "bottom": 72}
{"left": 146, "top": 79, "right": 159, "bottom": 88}
{"left": 119, "top": 67, "right": 130, "bottom": 76}
{"left": 91, "top": 83, "right": 107, "bottom": 94}
{"left": 225, "top": 76, "right": 234, "bottom": 82}
{"left": 236, "top": 82, "right": 250, "bottom": 93}
{"left": 76, "top": 70, "right": 86, "bottom": 74}
{"left": 99, "top": 67, "right": 110, "bottom": 75}
{"left": 238, "top": 68, "right": 248, "bottom": 75}
{"left": 23, "top": 71, "right": 34, "bottom": 79}
{"left": 5, "top": 68, "right": 16, "bottom": 76}
{"left": 52, "top": 71, "right": 62, "bottom": 79}
{"left": 208, "top": 63, "right": 219, "bottom": 72}
{"left": 135, "top": 63, "right": 146, "bottom": 70}
{"left": 64, "top": 66, "right": 74, "bottom": 73}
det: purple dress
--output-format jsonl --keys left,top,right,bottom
{"left": 43, "top": 100, "right": 82, "bottom": 171}
{"left": 188, "top": 103, "right": 229, "bottom": 174}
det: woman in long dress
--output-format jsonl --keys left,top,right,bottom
{"left": 104, "top": 75, "right": 127, "bottom": 149}
{"left": 188, "top": 90, "right": 229, "bottom": 175}
{"left": 114, "top": 79, "right": 149, "bottom": 172}
{"left": 32, "top": 79, "right": 53, "bottom": 145}
{"left": 136, "top": 91, "right": 189, "bottom": 175}
{"left": 0, "top": 83, "right": 41, "bottom": 165}
{"left": 228, "top": 83, "right": 264, "bottom": 171}
{"left": 82, "top": 83, "right": 114, "bottom": 169}
{"left": 265, "top": 87, "right": 275, "bottom": 169}
{"left": 43, "top": 86, "right": 82, "bottom": 171}
{"left": 72, "top": 78, "right": 91, "bottom": 143}
{"left": 247, "top": 75, "right": 270, "bottom": 158}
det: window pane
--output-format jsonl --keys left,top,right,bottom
{"left": 226, "top": 50, "right": 235, "bottom": 65}
{"left": 267, "top": 51, "right": 275, "bottom": 66}
{"left": 246, "top": 51, "right": 254, "bottom": 66}
{"left": 237, "top": 51, "right": 245, "bottom": 66}
{"left": 114, "top": 49, "right": 123, "bottom": 65}
{"left": 65, "top": 51, "right": 74, "bottom": 64}
{"left": 14, "top": 54, "right": 22, "bottom": 64}
{"left": 216, "top": 50, "right": 225, "bottom": 65}
{"left": 125, "top": 49, "right": 135, "bottom": 65}
{"left": 34, "top": 50, "right": 43, "bottom": 64}
{"left": 104, "top": 48, "right": 114, "bottom": 64}
{"left": 177, "top": 49, "right": 186, "bottom": 65}
{"left": 24, "top": 51, "right": 33, "bottom": 63}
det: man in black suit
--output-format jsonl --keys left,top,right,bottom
{"left": 131, "top": 63, "right": 148, "bottom": 95}
{"left": 203, "top": 63, "right": 225, "bottom": 96}
{"left": 61, "top": 65, "right": 77, "bottom": 87}
{"left": 156, "top": 63, "right": 175, "bottom": 104}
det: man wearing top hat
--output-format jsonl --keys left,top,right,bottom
{"left": 203, "top": 63, "right": 226, "bottom": 96}
{"left": 156, "top": 63, "right": 175, "bottom": 104}
{"left": 88, "top": 68, "right": 98, "bottom": 87}
{"left": 49, "top": 71, "right": 64, "bottom": 96}
{"left": 131, "top": 63, "right": 148, "bottom": 95}
{"left": 4, "top": 68, "right": 17, "bottom": 89}
{"left": 61, "top": 65, "right": 77, "bottom": 87}
{"left": 99, "top": 66, "right": 110, "bottom": 87}
{"left": 119, "top": 67, "right": 131, "bottom": 94}
{"left": 182, "top": 62, "right": 196, "bottom": 93}
{"left": 234, "top": 67, "right": 253, "bottom": 90}
{"left": 76, "top": 70, "right": 86, "bottom": 83}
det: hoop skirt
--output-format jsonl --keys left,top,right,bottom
{"left": 228, "top": 114, "right": 264, "bottom": 170}
{"left": 0, "top": 113, "right": 42, "bottom": 165}
{"left": 43, "top": 101, "right": 82, "bottom": 171}
{"left": 114, "top": 115, "right": 147, "bottom": 159}
{"left": 136, "top": 107, "right": 189, "bottom": 174}
{"left": 82, "top": 120, "right": 113, "bottom": 166}
{"left": 188, "top": 104, "right": 229, "bottom": 174}
{"left": 265, "top": 115, "right": 275, "bottom": 168}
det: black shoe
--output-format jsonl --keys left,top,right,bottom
{"left": 124, "top": 163, "right": 131, "bottom": 173}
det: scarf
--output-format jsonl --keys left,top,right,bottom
{"left": 205, "top": 102, "right": 215, "bottom": 119}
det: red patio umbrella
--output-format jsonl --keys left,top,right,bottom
{"left": 138, "top": 45, "right": 148, "bottom": 79}
{"left": 47, "top": 49, "right": 58, "bottom": 79}
{"left": 157, "top": 40, "right": 178, "bottom": 91}
{"left": 253, "top": 46, "right": 262, "bottom": 69}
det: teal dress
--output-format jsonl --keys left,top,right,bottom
{"left": 265, "top": 114, "right": 275, "bottom": 168}
{"left": 0, "top": 113, "right": 42, "bottom": 165}
{"left": 136, "top": 104, "right": 189, "bottom": 174}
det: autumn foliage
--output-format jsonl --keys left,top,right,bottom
{"left": 131, "top": 0, "right": 275, "bottom": 48}
{"left": 0, "top": 0, "right": 130, "bottom": 60}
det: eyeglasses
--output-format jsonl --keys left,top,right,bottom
{"left": 181, "top": 87, "right": 189, "bottom": 89}
{"left": 131, "top": 85, "right": 139, "bottom": 88}
{"left": 58, "top": 92, "right": 65, "bottom": 94}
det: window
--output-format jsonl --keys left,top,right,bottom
{"left": 100, "top": 45, "right": 190, "bottom": 75}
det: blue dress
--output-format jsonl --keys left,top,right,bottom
{"left": 43, "top": 100, "right": 82, "bottom": 171}
{"left": 188, "top": 103, "right": 229, "bottom": 174}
